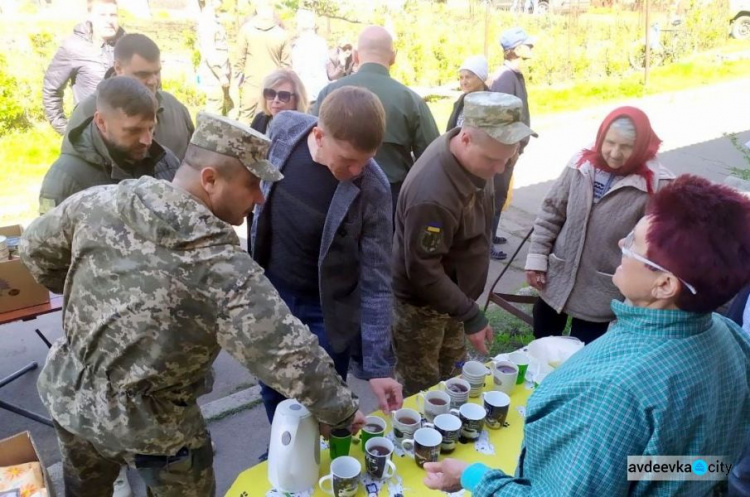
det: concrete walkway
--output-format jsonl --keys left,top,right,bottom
{"left": 1, "top": 77, "right": 748, "bottom": 496}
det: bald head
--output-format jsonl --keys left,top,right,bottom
{"left": 356, "top": 26, "right": 395, "bottom": 67}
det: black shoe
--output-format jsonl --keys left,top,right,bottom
{"left": 490, "top": 248, "right": 508, "bottom": 260}
{"left": 493, "top": 236, "right": 507, "bottom": 245}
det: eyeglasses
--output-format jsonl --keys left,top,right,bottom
{"left": 263, "top": 88, "right": 296, "bottom": 103}
{"left": 621, "top": 231, "right": 697, "bottom": 295}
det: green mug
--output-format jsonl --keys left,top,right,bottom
{"left": 329, "top": 428, "right": 354, "bottom": 460}
{"left": 360, "top": 416, "right": 387, "bottom": 449}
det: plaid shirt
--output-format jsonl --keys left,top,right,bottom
{"left": 471, "top": 300, "right": 750, "bottom": 496}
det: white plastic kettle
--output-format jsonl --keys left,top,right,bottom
{"left": 267, "top": 399, "right": 320, "bottom": 493}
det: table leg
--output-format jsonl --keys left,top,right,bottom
{"left": 0, "top": 362, "right": 54, "bottom": 427}
{"left": 34, "top": 328, "right": 53, "bottom": 349}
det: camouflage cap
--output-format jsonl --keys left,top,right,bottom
{"left": 463, "top": 92, "right": 538, "bottom": 145}
{"left": 191, "top": 112, "right": 283, "bottom": 182}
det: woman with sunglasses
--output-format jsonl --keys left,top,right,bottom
{"left": 250, "top": 69, "right": 309, "bottom": 134}
{"left": 424, "top": 174, "right": 750, "bottom": 496}
{"left": 524, "top": 106, "right": 675, "bottom": 343}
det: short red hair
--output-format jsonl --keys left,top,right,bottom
{"left": 646, "top": 175, "right": 750, "bottom": 313}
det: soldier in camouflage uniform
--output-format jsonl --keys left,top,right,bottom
{"left": 21, "top": 112, "right": 364, "bottom": 497}
{"left": 391, "top": 92, "right": 537, "bottom": 396}
{"left": 197, "top": 0, "right": 232, "bottom": 115}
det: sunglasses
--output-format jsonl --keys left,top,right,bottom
{"left": 621, "top": 231, "right": 697, "bottom": 295}
{"left": 263, "top": 88, "right": 296, "bottom": 103}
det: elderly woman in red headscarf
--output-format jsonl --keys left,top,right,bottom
{"left": 524, "top": 106, "right": 675, "bottom": 343}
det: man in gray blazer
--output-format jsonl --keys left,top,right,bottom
{"left": 250, "top": 86, "right": 403, "bottom": 423}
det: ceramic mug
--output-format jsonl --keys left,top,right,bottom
{"left": 360, "top": 415, "right": 387, "bottom": 448}
{"left": 461, "top": 361, "right": 491, "bottom": 397}
{"left": 401, "top": 427, "right": 442, "bottom": 468}
{"left": 319, "top": 456, "right": 361, "bottom": 497}
{"left": 329, "top": 428, "right": 353, "bottom": 460}
{"left": 391, "top": 408, "right": 422, "bottom": 444}
{"left": 509, "top": 351, "right": 530, "bottom": 385}
{"left": 483, "top": 391, "right": 511, "bottom": 429}
{"left": 450, "top": 402, "right": 486, "bottom": 440}
{"left": 440, "top": 378, "right": 471, "bottom": 409}
{"left": 423, "top": 413, "right": 462, "bottom": 454}
{"left": 415, "top": 390, "right": 452, "bottom": 422}
{"left": 492, "top": 360, "right": 519, "bottom": 395}
{"left": 364, "top": 437, "right": 397, "bottom": 480}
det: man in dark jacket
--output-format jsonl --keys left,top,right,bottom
{"left": 251, "top": 87, "right": 403, "bottom": 422}
{"left": 64, "top": 34, "right": 195, "bottom": 160}
{"left": 489, "top": 26, "right": 535, "bottom": 260}
{"left": 392, "top": 92, "right": 535, "bottom": 396}
{"left": 39, "top": 76, "right": 180, "bottom": 214}
{"left": 43, "top": 0, "right": 124, "bottom": 134}
{"left": 312, "top": 26, "right": 439, "bottom": 218}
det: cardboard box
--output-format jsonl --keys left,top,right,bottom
{"left": 0, "top": 225, "right": 50, "bottom": 314}
{"left": 0, "top": 431, "right": 55, "bottom": 497}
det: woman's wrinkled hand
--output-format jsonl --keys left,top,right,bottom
{"left": 526, "top": 270, "right": 547, "bottom": 290}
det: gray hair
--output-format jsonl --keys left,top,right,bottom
{"left": 609, "top": 117, "right": 636, "bottom": 142}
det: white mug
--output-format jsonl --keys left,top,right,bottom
{"left": 415, "top": 390, "right": 451, "bottom": 422}
{"left": 440, "top": 378, "right": 470, "bottom": 408}
{"left": 492, "top": 360, "right": 518, "bottom": 395}
{"left": 390, "top": 408, "right": 422, "bottom": 443}
{"left": 401, "top": 427, "right": 442, "bottom": 468}
{"left": 319, "top": 456, "right": 361, "bottom": 497}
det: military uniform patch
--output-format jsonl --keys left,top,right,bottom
{"left": 420, "top": 224, "right": 442, "bottom": 253}
{"left": 39, "top": 197, "right": 56, "bottom": 215}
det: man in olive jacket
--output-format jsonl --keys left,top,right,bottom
{"left": 312, "top": 26, "right": 439, "bottom": 216}
{"left": 39, "top": 76, "right": 180, "bottom": 214}
{"left": 392, "top": 93, "right": 535, "bottom": 396}
{"left": 43, "top": 0, "right": 124, "bottom": 134}
{"left": 233, "top": 1, "right": 291, "bottom": 123}
{"left": 64, "top": 34, "right": 194, "bottom": 161}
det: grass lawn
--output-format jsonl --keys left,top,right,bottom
{"left": 0, "top": 125, "right": 61, "bottom": 226}
{"left": 485, "top": 303, "right": 535, "bottom": 356}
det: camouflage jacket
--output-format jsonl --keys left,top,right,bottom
{"left": 21, "top": 177, "right": 358, "bottom": 456}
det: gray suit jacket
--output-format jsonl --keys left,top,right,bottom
{"left": 251, "top": 111, "right": 395, "bottom": 378}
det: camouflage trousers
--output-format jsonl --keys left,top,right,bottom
{"left": 53, "top": 421, "right": 215, "bottom": 497}
{"left": 392, "top": 299, "right": 467, "bottom": 397}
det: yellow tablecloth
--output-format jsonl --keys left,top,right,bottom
{"left": 226, "top": 380, "right": 533, "bottom": 496}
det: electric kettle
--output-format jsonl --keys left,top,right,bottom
{"left": 267, "top": 398, "right": 320, "bottom": 493}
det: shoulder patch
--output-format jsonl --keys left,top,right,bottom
{"left": 419, "top": 223, "right": 442, "bottom": 253}
{"left": 39, "top": 197, "right": 57, "bottom": 215}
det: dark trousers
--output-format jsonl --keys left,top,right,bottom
{"left": 532, "top": 298, "right": 610, "bottom": 344}
{"left": 492, "top": 159, "right": 516, "bottom": 239}
{"left": 390, "top": 181, "right": 402, "bottom": 228}
{"left": 259, "top": 276, "right": 350, "bottom": 423}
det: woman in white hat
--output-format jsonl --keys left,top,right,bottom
{"left": 446, "top": 55, "right": 489, "bottom": 131}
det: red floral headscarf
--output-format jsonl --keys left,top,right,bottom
{"left": 577, "top": 106, "right": 662, "bottom": 193}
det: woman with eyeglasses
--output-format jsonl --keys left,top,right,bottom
{"left": 250, "top": 69, "right": 309, "bottom": 135}
{"left": 424, "top": 174, "right": 750, "bottom": 496}
{"left": 524, "top": 106, "right": 675, "bottom": 343}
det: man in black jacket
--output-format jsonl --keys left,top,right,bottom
{"left": 39, "top": 76, "right": 180, "bottom": 214}
{"left": 64, "top": 34, "right": 195, "bottom": 160}
{"left": 43, "top": 0, "right": 124, "bottom": 134}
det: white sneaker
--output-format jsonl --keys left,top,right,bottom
{"left": 113, "top": 466, "right": 132, "bottom": 497}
